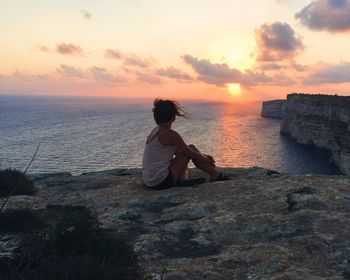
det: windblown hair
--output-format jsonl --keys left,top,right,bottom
{"left": 152, "top": 99, "right": 189, "bottom": 124}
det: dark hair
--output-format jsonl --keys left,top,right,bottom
{"left": 152, "top": 99, "right": 189, "bottom": 124}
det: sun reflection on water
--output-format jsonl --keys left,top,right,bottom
{"left": 215, "top": 103, "right": 278, "bottom": 168}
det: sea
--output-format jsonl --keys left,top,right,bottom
{"left": 0, "top": 95, "right": 341, "bottom": 175}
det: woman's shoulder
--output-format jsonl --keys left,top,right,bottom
{"left": 157, "top": 128, "right": 180, "bottom": 145}
{"left": 146, "top": 127, "right": 159, "bottom": 143}
{"left": 159, "top": 128, "right": 180, "bottom": 137}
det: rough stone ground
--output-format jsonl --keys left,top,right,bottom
{"left": 2, "top": 167, "right": 350, "bottom": 279}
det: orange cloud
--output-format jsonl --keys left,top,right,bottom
{"left": 136, "top": 72, "right": 162, "bottom": 85}
{"left": 57, "top": 64, "right": 85, "bottom": 78}
{"left": 105, "top": 49, "right": 153, "bottom": 68}
{"left": 56, "top": 43, "right": 85, "bottom": 56}
{"left": 38, "top": 45, "right": 50, "bottom": 52}
{"left": 89, "top": 66, "right": 127, "bottom": 83}
{"left": 304, "top": 61, "right": 350, "bottom": 84}
{"left": 105, "top": 49, "right": 122, "bottom": 59}
{"left": 182, "top": 55, "right": 272, "bottom": 87}
{"left": 156, "top": 67, "right": 193, "bottom": 82}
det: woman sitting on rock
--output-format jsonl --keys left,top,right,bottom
{"left": 143, "top": 99, "right": 229, "bottom": 190}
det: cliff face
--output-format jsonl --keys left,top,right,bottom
{"left": 2, "top": 168, "right": 350, "bottom": 279}
{"left": 281, "top": 94, "right": 350, "bottom": 174}
{"left": 261, "top": 100, "right": 286, "bottom": 118}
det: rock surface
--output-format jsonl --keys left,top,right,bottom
{"left": 261, "top": 100, "right": 286, "bottom": 118}
{"left": 281, "top": 93, "right": 350, "bottom": 175}
{"left": 2, "top": 167, "right": 350, "bottom": 279}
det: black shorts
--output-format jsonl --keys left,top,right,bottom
{"left": 144, "top": 169, "right": 174, "bottom": 190}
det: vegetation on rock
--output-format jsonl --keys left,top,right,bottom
{"left": 0, "top": 206, "right": 145, "bottom": 280}
{"left": 0, "top": 169, "right": 36, "bottom": 197}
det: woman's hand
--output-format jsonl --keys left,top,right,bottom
{"left": 205, "top": 154, "right": 216, "bottom": 167}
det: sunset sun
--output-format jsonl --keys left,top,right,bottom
{"left": 227, "top": 83, "right": 242, "bottom": 96}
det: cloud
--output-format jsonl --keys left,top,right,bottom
{"left": 57, "top": 64, "right": 85, "bottom": 78}
{"left": 105, "top": 49, "right": 153, "bottom": 68}
{"left": 241, "top": 70, "right": 273, "bottom": 86}
{"left": 271, "top": 74, "right": 296, "bottom": 86}
{"left": 296, "top": 0, "right": 350, "bottom": 32}
{"left": 105, "top": 49, "right": 122, "bottom": 59}
{"left": 182, "top": 54, "right": 275, "bottom": 86}
{"left": 136, "top": 72, "right": 162, "bottom": 84}
{"left": 289, "top": 61, "right": 308, "bottom": 72}
{"left": 182, "top": 55, "right": 243, "bottom": 86}
{"left": 57, "top": 64, "right": 127, "bottom": 83}
{"left": 89, "top": 66, "right": 126, "bottom": 83}
{"left": 56, "top": 43, "right": 85, "bottom": 56}
{"left": 256, "top": 61, "right": 308, "bottom": 73}
{"left": 11, "top": 70, "right": 29, "bottom": 81}
{"left": 38, "top": 45, "right": 50, "bottom": 52}
{"left": 1, "top": 70, "right": 53, "bottom": 83}
{"left": 123, "top": 55, "right": 151, "bottom": 68}
{"left": 0, "top": 71, "right": 116, "bottom": 96}
{"left": 255, "top": 22, "right": 304, "bottom": 61}
{"left": 81, "top": 9, "right": 92, "bottom": 19}
{"left": 0, "top": 67, "right": 131, "bottom": 95}
{"left": 304, "top": 61, "right": 350, "bottom": 84}
{"left": 259, "top": 63, "right": 283, "bottom": 71}
{"left": 6, "top": 65, "right": 128, "bottom": 86}
{"left": 156, "top": 67, "right": 193, "bottom": 81}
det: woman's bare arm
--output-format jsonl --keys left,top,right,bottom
{"left": 166, "top": 130, "right": 211, "bottom": 163}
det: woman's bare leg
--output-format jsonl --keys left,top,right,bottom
{"left": 169, "top": 151, "right": 190, "bottom": 184}
{"left": 188, "top": 144, "right": 220, "bottom": 180}
{"left": 181, "top": 166, "right": 189, "bottom": 181}
{"left": 173, "top": 148, "right": 189, "bottom": 181}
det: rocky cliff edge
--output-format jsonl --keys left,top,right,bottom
{"left": 2, "top": 168, "right": 350, "bottom": 279}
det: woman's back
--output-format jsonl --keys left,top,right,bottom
{"left": 143, "top": 129, "right": 174, "bottom": 187}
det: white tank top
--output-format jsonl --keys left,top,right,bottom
{"left": 143, "top": 136, "right": 174, "bottom": 187}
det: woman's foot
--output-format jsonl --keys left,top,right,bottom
{"left": 210, "top": 173, "right": 230, "bottom": 182}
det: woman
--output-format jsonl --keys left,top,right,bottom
{"left": 143, "top": 99, "right": 229, "bottom": 190}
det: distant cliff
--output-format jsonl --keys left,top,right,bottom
{"left": 281, "top": 93, "right": 350, "bottom": 175}
{"left": 261, "top": 100, "right": 286, "bottom": 118}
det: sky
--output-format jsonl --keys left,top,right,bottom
{"left": 1, "top": 0, "right": 350, "bottom": 102}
